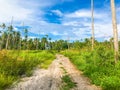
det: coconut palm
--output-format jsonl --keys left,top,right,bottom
{"left": 24, "top": 28, "right": 28, "bottom": 50}
{"left": 6, "top": 25, "right": 13, "bottom": 49}
{"left": 111, "top": 0, "right": 119, "bottom": 63}
{"left": 0, "top": 23, "right": 6, "bottom": 50}
{"left": 91, "top": 0, "right": 95, "bottom": 50}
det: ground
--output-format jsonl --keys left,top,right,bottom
{"left": 6, "top": 54, "right": 101, "bottom": 90}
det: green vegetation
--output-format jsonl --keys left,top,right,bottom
{"left": 0, "top": 50, "right": 55, "bottom": 90}
{"left": 0, "top": 23, "right": 69, "bottom": 51}
{"left": 60, "top": 64, "right": 76, "bottom": 90}
{"left": 62, "top": 44, "right": 120, "bottom": 90}
{"left": 0, "top": 0, "right": 119, "bottom": 90}
{"left": 61, "top": 75, "right": 76, "bottom": 90}
{"left": 0, "top": 21, "right": 120, "bottom": 90}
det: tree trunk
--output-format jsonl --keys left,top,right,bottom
{"left": 91, "top": 0, "right": 95, "bottom": 50}
{"left": 0, "top": 40, "right": 2, "bottom": 50}
{"left": 6, "top": 34, "right": 9, "bottom": 50}
{"left": 111, "top": 0, "right": 119, "bottom": 63}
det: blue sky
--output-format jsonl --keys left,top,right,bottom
{"left": 0, "top": 0, "right": 120, "bottom": 41}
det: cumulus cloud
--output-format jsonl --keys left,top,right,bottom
{"left": 0, "top": 0, "right": 120, "bottom": 41}
{"left": 65, "top": 9, "right": 108, "bottom": 19}
{"left": 0, "top": 0, "right": 33, "bottom": 23}
{"left": 61, "top": 5, "right": 120, "bottom": 41}
{"left": 51, "top": 10, "right": 63, "bottom": 17}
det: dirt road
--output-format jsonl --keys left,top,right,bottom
{"left": 7, "top": 54, "right": 101, "bottom": 90}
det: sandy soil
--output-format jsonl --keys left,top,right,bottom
{"left": 6, "top": 54, "right": 101, "bottom": 90}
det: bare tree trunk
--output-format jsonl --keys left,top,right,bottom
{"left": 111, "top": 0, "right": 119, "bottom": 64}
{"left": 6, "top": 34, "right": 9, "bottom": 50}
{"left": 91, "top": 0, "right": 95, "bottom": 50}
{"left": 36, "top": 40, "right": 38, "bottom": 50}
{"left": 0, "top": 40, "right": 2, "bottom": 50}
{"left": 19, "top": 38, "right": 21, "bottom": 50}
{"left": 67, "top": 36, "right": 70, "bottom": 50}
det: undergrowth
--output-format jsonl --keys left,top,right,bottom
{"left": 62, "top": 46, "right": 120, "bottom": 90}
{"left": 0, "top": 50, "right": 55, "bottom": 90}
{"left": 61, "top": 75, "right": 76, "bottom": 90}
{"left": 60, "top": 64, "right": 76, "bottom": 90}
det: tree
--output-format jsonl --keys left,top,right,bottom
{"left": 41, "top": 37, "right": 47, "bottom": 50}
{"left": 91, "top": 0, "right": 95, "bottom": 50}
{"left": 0, "top": 23, "right": 6, "bottom": 29}
{"left": 34, "top": 38, "right": 39, "bottom": 50}
{"left": 24, "top": 28, "right": 28, "bottom": 50}
{"left": 15, "top": 31, "right": 21, "bottom": 49}
{"left": 6, "top": 25, "right": 13, "bottom": 50}
{"left": 49, "top": 38, "right": 52, "bottom": 49}
{"left": 111, "top": 0, "right": 119, "bottom": 63}
{"left": 0, "top": 23, "right": 6, "bottom": 50}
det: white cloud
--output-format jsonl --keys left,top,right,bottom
{"left": 65, "top": 9, "right": 108, "bottom": 19}
{"left": 51, "top": 10, "right": 63, "bottom": 17}
{"left": 65, "top": 10, "right": 91, "bottom": 18}
{"left": 0, "top": 0, "right": 33, "bottom": 23}
{"left": 0, "top": 0, "right": 57, "bottom": 23}
{"left": 0, "top": 0, "right": 120, "bottom": 41}
{"left": 61, "top": 6, "right": 120, "bottom": 41}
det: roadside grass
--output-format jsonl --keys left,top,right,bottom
{"left": 60, "top": 64, "right": 76, "bottom": 90}
{"left": 61, "top": 46, "right": 120, "bottom": 90}
{"left": 0, "top": 50, "right": 55, "bottom": 90}
{"left": 61, "top": 75, "right": 77, "bottom": 90}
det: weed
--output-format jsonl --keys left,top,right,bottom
{"left": 61, "top": 75, "right": 76, "bottom": 90}
{"left": 0, "top": 50, "right": 55, "bottom": 90}
{"left": 61, "top": 46, "right": 120, "bottom": 90}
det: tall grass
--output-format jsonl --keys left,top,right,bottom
{"left": 62, "top": 46, "right": 120, "bottom": 90}
{"left": 0, "top": 50, "right": 55, "bottom": 90}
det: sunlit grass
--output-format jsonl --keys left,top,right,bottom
{"left": 62, "top": 46, "right": 120, "bottom": 90}
{"left": 0, "top": 50, "right": 55, "bottom": 90}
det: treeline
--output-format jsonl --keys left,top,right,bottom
{"left": 0, "top": 23, "right": 116, "bottom": 51}
{"left": 0, "top": 23, "right": 69, "bottom": 50}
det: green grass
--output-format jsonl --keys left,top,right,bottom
{"left": 60, "top": 64, "right": 76, "bottom": 90}
{"left": 61, "top": 75, "right": 76, "bottom": 90}
{"left": 0, "top": 50, "right": 55, "bottom": 90}
{"left": 61, "top": 46, "right": 120, "bottom": 90}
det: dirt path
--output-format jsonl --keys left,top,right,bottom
{"left": 7, "top": 54, "right": 101, "bottom": 90}
{"left": 58, "top": 55, "right": 101, "bottom": 90}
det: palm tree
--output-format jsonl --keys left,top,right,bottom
{"left": 41, "top": 37, "right": 47, "bottom": 50}
{"left": 0, "top": 23, "right": 6, "bottom": 29}
{"left": 0, "top": 23, "right": 6, "bottom": 50}
{"left": 111, "top": 0, "right": 119, "bottom": 63}
{"left": 49, "top": 38, "right": 52, "bottom": 49}
{"left": 19, "top": 38, "right": 22, "bottom": 50}
{"left": 12, "top": 31, "right": 16, "bottom": 49}
{"left": 91, "top": 0, "right": 95, "bottom": 50}
{"left": 45, "top": 34, "right": 49, "bottom": 49}
{"left": 6, "top": 25, "right": 13, "bottom": 49}
{"left": 14, "top": 31, "right": 21, "bottom": 49}
{"left": 24, "top": 28, "right": 28, "bottom": 50}
{"left": 34, "top": 38, "right": 39, "bottom": 50}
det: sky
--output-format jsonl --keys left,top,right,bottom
{"left": 0, "top": 0, "right": 120, "bottom": 41}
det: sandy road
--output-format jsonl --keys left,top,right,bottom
{"left": 6, "top": 54, "right": 101, "bottom": 90}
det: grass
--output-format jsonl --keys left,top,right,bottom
{"left": 60, "top": 64, "right": 76, "bottom": 90}
{"left": 61, "top": 46, "right": 120, "bottom": 90}
{"left": 0, "top": 50, "right": 55, "bottom": 90}
{"left": 61, "top": 75, "right": 77, "bottom": 90}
